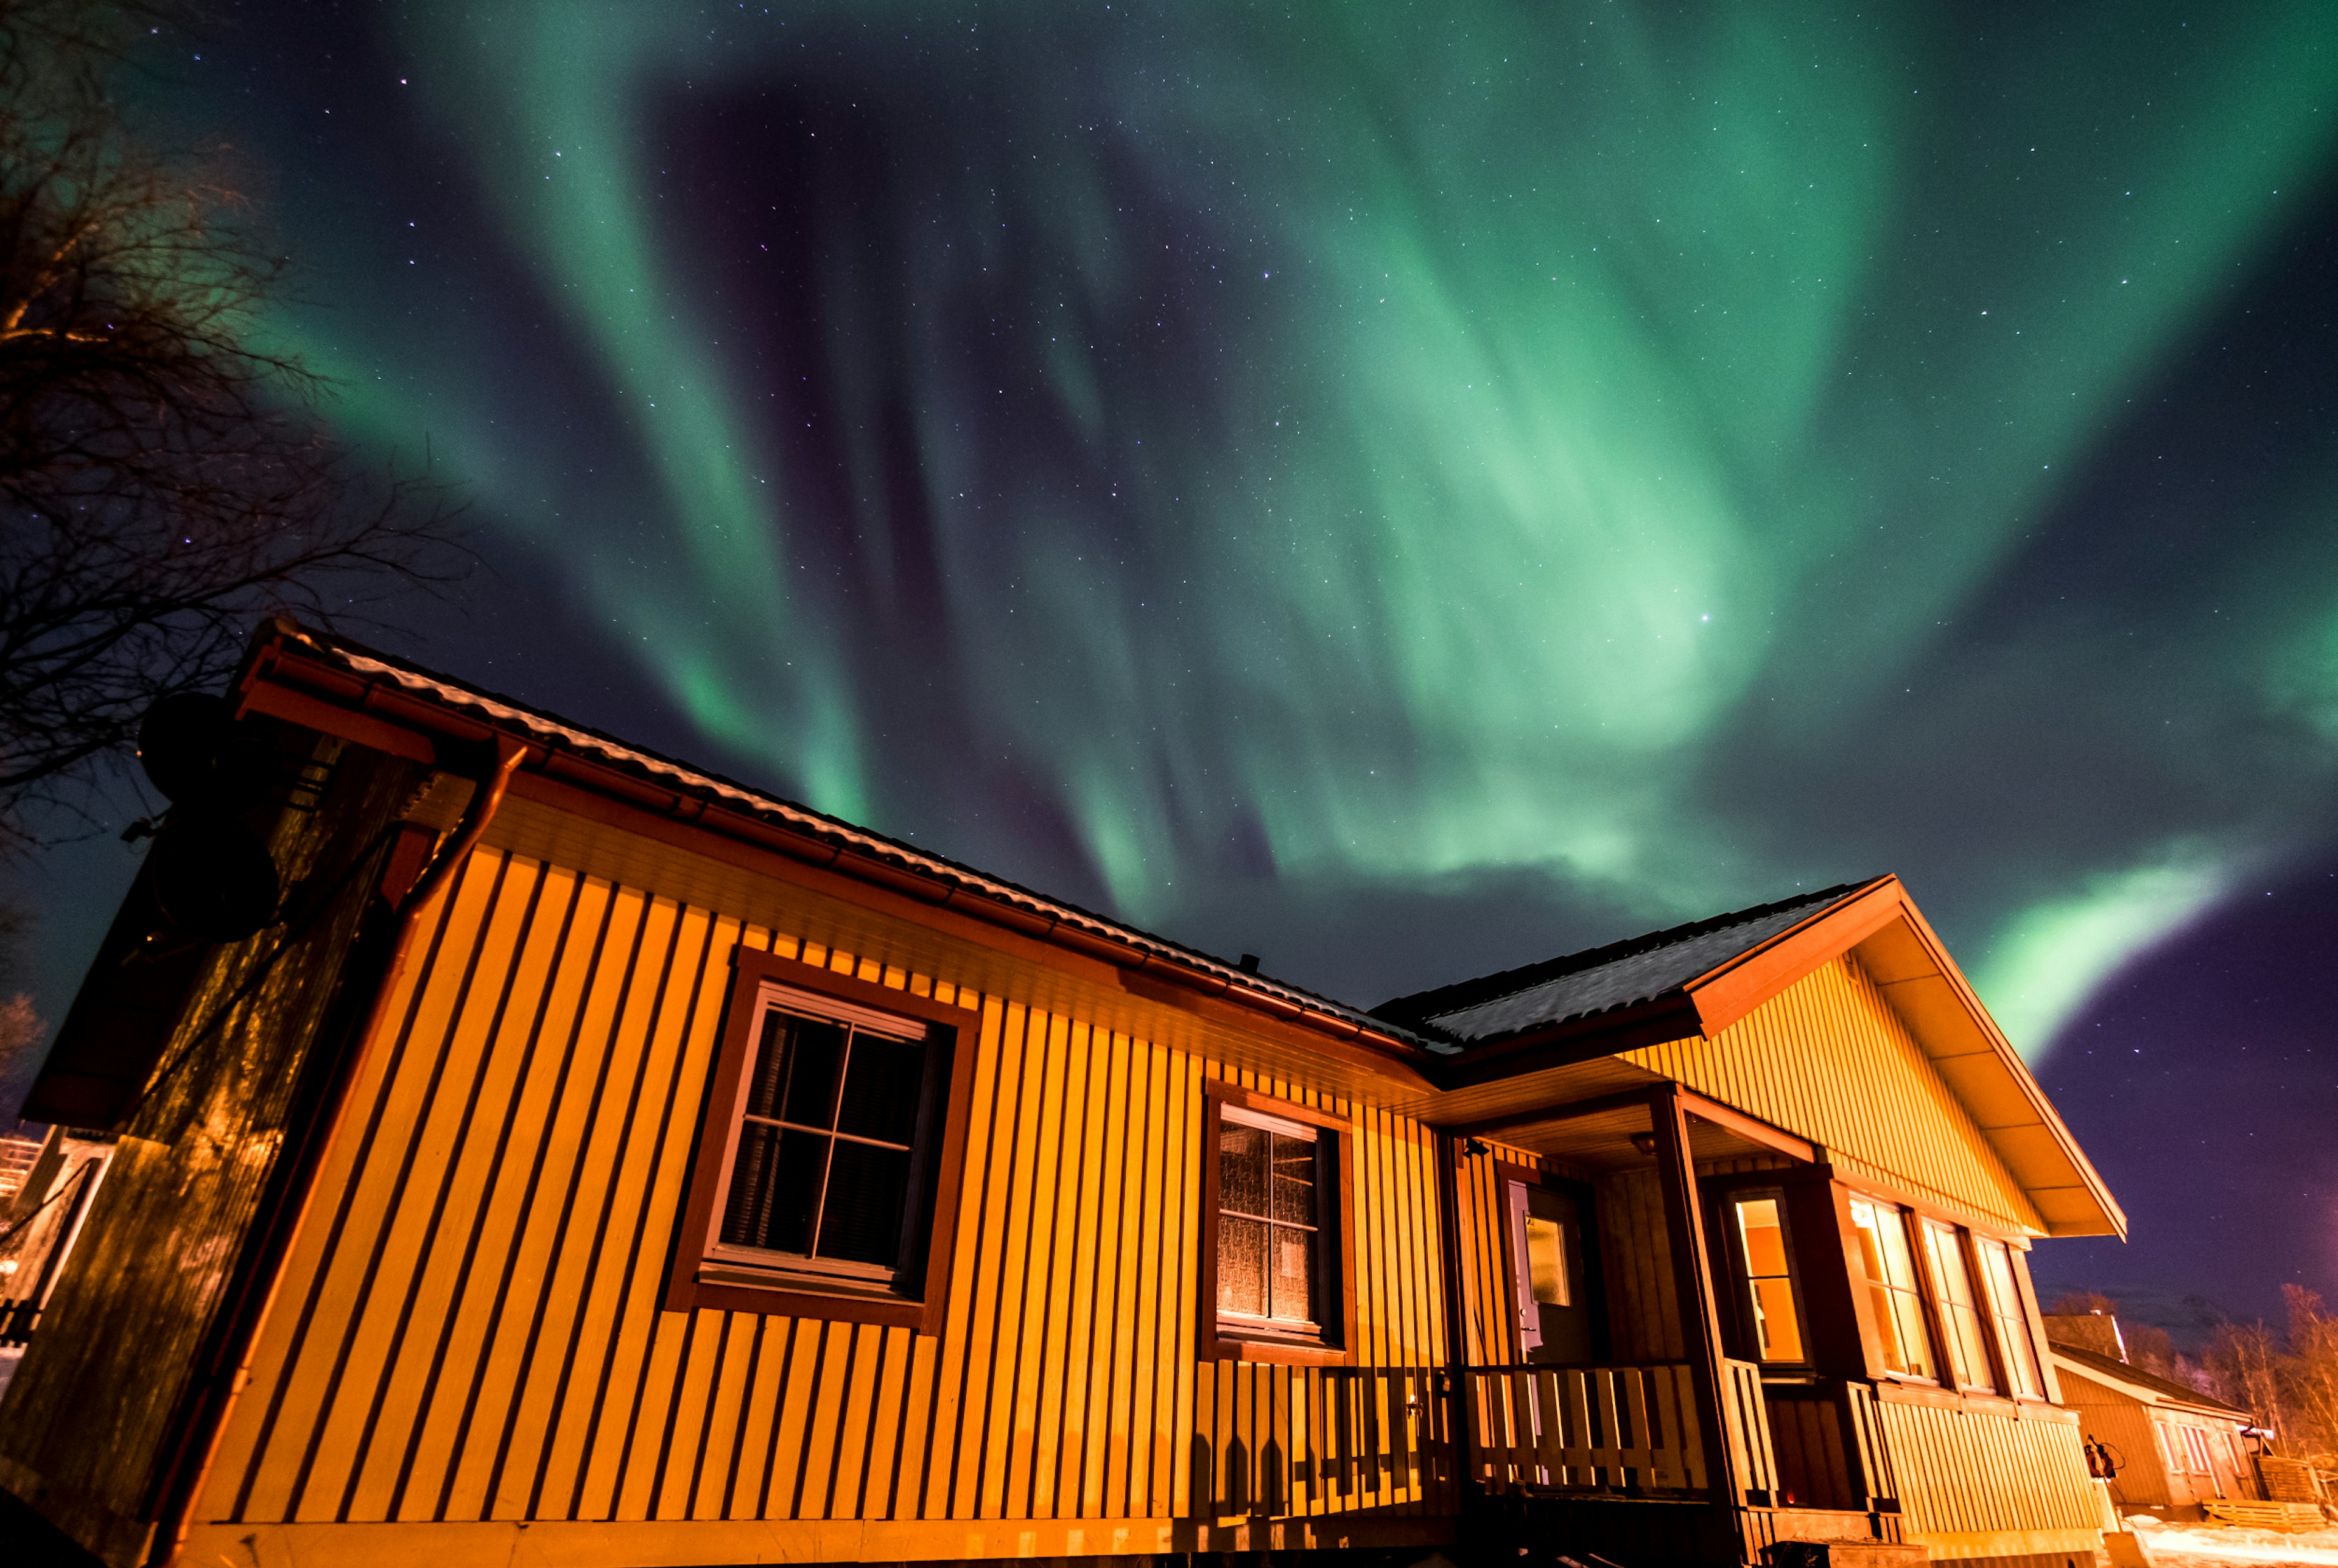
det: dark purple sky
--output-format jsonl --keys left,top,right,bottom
{"left": 7, "top": 2, "right": 2337, "bottom": 1331}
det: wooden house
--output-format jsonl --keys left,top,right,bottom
{"left": 2041, "top": 1318, "right": 2259, "bottom": 1519}
{"left": 0, "top": 625, "right": 2124, "bottom": 1568}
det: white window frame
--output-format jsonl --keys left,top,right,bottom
{"left": 703, "top": 981, "right": 941, "bottom": 1289}
{"left": 1215, "top": 1103, "right": 1327, "bottom": 1339}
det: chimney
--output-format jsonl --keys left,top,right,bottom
{"left": 2041, "top": 1309, "right": 2129, "bottom": 1363}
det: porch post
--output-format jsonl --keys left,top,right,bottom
{"left": 1647, "top": 1082, "right": 1742, "bottom": 1506}
{"left": 1434, "top": 1131, "right": 1474, "bottom": 1501}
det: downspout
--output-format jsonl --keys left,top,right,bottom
{"left": 147, "top": 735, "right": 526, "bottom": 1567}
{"left": 1434, "top": 1132, "right": 1475, "bottom": 1511}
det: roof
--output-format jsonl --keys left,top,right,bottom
{"left": 1374, "top": 883, "right": 1871, "bottom": 1045}
{"left": 2051, "top": 1341, "right": 2253, "bottom": 1420}
{"left": 1375, "top": 873, "right": 2127, "bottom": 1239}
{"left": 244, "top": 625, "right": 1439, "bottom": 1060}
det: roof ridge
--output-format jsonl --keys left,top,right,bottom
{"left": 1370, "top": 880, "right": 1874, "bottom": 1026}
{"left": 2049, "top": 1340, "right": 2251, "bottom": 1416}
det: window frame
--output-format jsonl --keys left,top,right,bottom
{"left": 665, "top": 944, "right": 980, "bottom": 1332}
{"left": 1972, "top": 1234, "right": 2048, "bottom": 1401}
{"left": 1724, "top": 1186, "right": 1813, "bottom": 1370}
{"left": 1198, "top": 1080, "right": 1356, "bottom": 1366}
{"left": 1917, "top": 1219, "right": 1999, "bottom": 1394}
{"left": 1846, "top": 1193, "right": 1939, "bottom": 1382}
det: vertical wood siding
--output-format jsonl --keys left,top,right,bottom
{"left": 1878, "top": 1399, "right": 2099, "bottom": 1542}
{"left": 1625, "top": 956, "right": 2038, "bottom": 1233}
{"left": 1593, "top": 1172, "right": 1685, "bottom": 1363}
{"left": 199, "top": 847, "right": 1453, "bottom": 1533}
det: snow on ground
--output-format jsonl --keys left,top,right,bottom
{"left": 2126, "top": 1515, "right": 2338, "bottom": 1568}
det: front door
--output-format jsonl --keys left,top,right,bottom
{"left": 1506, "top": 1178, "right": 1594, "bottom": 1363}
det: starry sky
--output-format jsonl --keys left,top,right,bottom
{"left": 10, "top": 1, "right": 2336, "bottom": 1328}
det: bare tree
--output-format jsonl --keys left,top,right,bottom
{"left": 2285, "top": 1286, "right": 2338, "bottom": 1458}
{"left": 0, "top": 0, "right": 462, "bottom": 844}
{"left": 2205, "top": 1320, "right": 2288, "bottom": 1438}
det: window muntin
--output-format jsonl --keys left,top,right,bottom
{"left": 1848, "top": 1195, "right": 1934, "bottom": 1379}
{"left": 1920, "top": 1220, "right": 1996, "bottom": 1391}
{"left": 710, "top": 984, "right": 937, "bottom": 1284}
{"left": 1974, "top": 1236, "right": 2045, "bottom": 1398}
{"left": 1731, "top": 1195, "right": 1805, "bottom": 1364}
{"left": 1216, "top": 1106, "right": 1324, "bottom": 1334}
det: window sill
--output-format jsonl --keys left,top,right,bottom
{"left": 670, "top": 1259, "right": 935, "bottom": 1331}
{"left": 1207, "top": 1326, "right": 1352, "bottom": 1366}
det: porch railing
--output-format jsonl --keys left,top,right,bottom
{"left": 1467, "top": 1362, "right": 1709, "bottom": 1495}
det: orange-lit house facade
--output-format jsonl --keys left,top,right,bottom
{"left": 0, "top": 625, "right": 2124, "bottom": 1568}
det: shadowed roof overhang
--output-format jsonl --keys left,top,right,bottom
{"left": 1395, "top": 877, "right": 2127, "bottom": 1239}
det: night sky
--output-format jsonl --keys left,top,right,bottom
{"left": 8, "top": 2, "right": 2335, "bottom": 1329}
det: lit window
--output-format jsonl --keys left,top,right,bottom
{"left": 1732, "top": 1195, "right": 1805, "bottom": 1363}
{"left": 1919, "top": 1220, "right": 1996, "bottom": 1391}
{"left": 1217, "top": 1106, "right": 1327, "bottom": 1335}
{"left": 1848, "top": 1195, "right": 1934, "bottom": 1379}
{"left": 1974, "top": 1236, "right": 2045, "bottom": 1399}
{"left": 708, "top": 985, "right": 945, "bottom": 1287}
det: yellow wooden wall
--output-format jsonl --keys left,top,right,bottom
{"left": 1592, "top": 1171, "right": 1686, "bottom": 1363}
{"left": 195, "top": 845, "right": 1454, "bottom": 1539}
{"left": 1878, "top": 1398, "right": 2101, "bottom": 1554}
{"left": 1626, "top": 955, "right": 2039, "bottom": 1234}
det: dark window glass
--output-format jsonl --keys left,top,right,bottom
{"left": 778, "top": 1017, "right": 846, "bottom": 1126}
{"left": 836, "top": 1032, "right": 925, "bottom": 1143}
{"left": 820, "top": 1139, "right": 913, "bottom": 1264}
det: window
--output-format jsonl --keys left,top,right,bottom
{"left": 2181, "top": 1426, "right": 2216, "bottom": 1482}
{"left": 1848, "top": 1195, "right": 1934, "bottom": 1379}
{"left": 1730, "top": 1194, "right": 1805, "bottom": 1364}
{"left": 1201, "top": 1082, "right": 1352, "bottom": 1363}
{"left": 712, "top": 993, "right": 935, "bottom": 1278}
{"left": 1974, "top": 1236, "right": 2045, "bottom": 1399}
{"left": 1216, "top": 1108, "right": 1322, "bottom": 1330}
{"left": 668, "top": 947, "right": 975, "bottom": 1331}
{"left": 1919, "top": 1220, "right": 1996, "bottom": 1391}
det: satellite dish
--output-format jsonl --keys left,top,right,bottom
{"left": 138, "top": 692, "right": 263, "bottom": 807}
{"left": 147, "top": 814, "right": 281, "bottom": 942}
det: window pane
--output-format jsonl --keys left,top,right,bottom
{"left": 779, "top": 1016, "right": 847, "bottom": 1128}
{"left": 1220, "top": 1123, "right": 1268, "bottom": 1217}
{"left": 1920, "top": 1225, "right": 1973, "bottom": 1385}
{"left": 1872, "top": 1205, "right": 1919, "bottom": 1290}
{"left": 1851, "top": 1198, "right": 1933, "bottom": 1378}
{"left": 1219, "top": 1215, "right": 1267, "bottom": 1315}
{"left": 1978, "top": 1238, "right": 2045, "bottom": 1398}
{"left": 1269, "top": 1132, "right": 1317, "bottom": 1225}
{"left": 1738, "top": 1199, "right": 1788, "bottom": 1275}
{"left": 721, "top": 1123, "right": 826, "bottom": 1254}
{"left": 1525, "top": 1216, "right": 1570, "bottom": 1307}
{"left": 836, "top": 1031, "right": 925, "bottom": 1144}
{"left": 1270, "top": 1223, "right": 1316, "bottom": 1323}
{"left": 1868, "top": 1282, "right": 1914, "bottom": 1373}
{"left": 1890, "top": 1292, "right": 1936, "bottom": 1379}
{"left": 1733, "top": 1197, "right": 1802, "bottom": 1364}
{"left": 743, "top": 1009, "right": 792, "bottom": 1119}
{"left": 1750, "top": 1277, "right": 1804, "bottom": 1362}
{"left": 818, "top": 1139, "right": 913, "bottom": 1265}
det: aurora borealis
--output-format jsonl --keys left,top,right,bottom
{"left": 18, "top": 3, "right": 2337, "bottom": 1315}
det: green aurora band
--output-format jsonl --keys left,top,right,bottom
{"left": 233, "top": 3, "right": 2338, "bottom": 1055}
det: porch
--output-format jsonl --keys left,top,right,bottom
{"left": 1439, "top": 1080, "right": 1922, "bottom": 1564}
{"left": 1462, "top": 1358, "right": 1908, "bottom": 1564}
